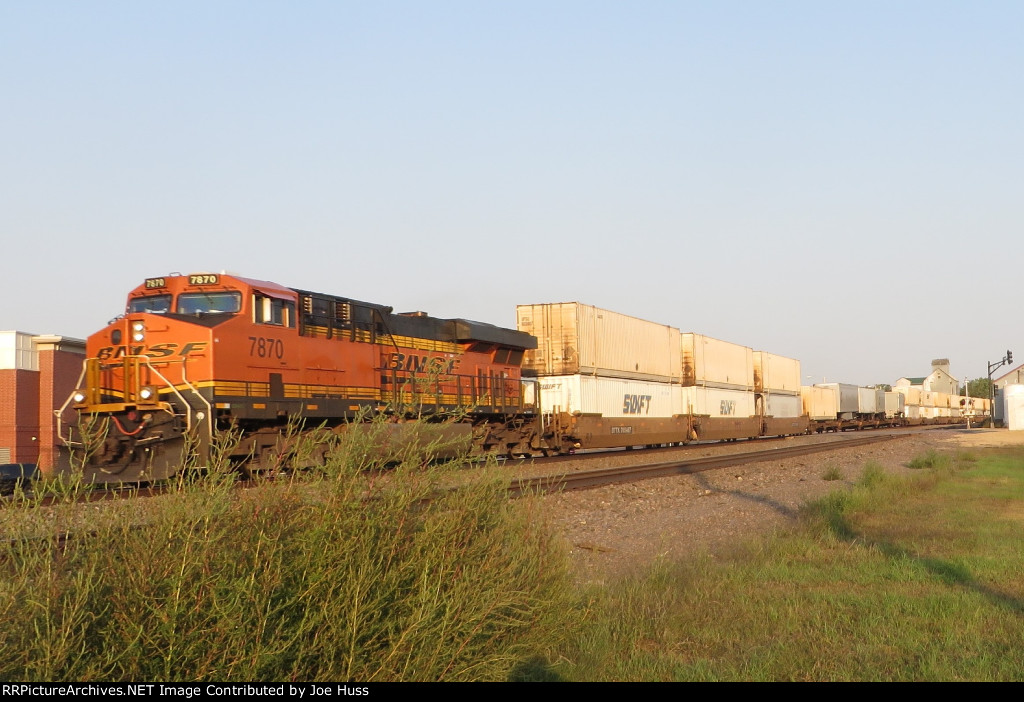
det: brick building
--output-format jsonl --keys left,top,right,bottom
{"left": 0, "top": 331, "right": 85, "bottom": 473}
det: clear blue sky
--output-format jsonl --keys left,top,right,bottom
{"left": 2, "top": 1, "right": 1020, "bottom": 386}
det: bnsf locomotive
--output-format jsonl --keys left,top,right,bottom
{"left": 60, "top": 273, "right": 544, "bottom": 482}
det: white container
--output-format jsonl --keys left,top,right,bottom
{"left": 535, "top": 374, "right": 684, "bottom": 418}
{"left": 681, "top": 333, "right": 754, "bottom": 390}
{"left": 818, "top": 383, "right": 858, "bottom": 416}
{"left": 884, "top": 392, "right": 905, "bottom": 418}
{"left": 517, "top": 303, "right": 681, "bottom": 382}
{"left": 753, "top": 352, "right": 801, "bottom": 394}
{"left": 765, "top": 393, "right": 802, "bottom": 418}
{"left": 857, "top": 387, "right": 880, "bottom": 414}
{"left": 682, "top": 386, "right": 756, "bottom": 418}
{"left": 801, "top": 385, "right": 837, "bottom": 420}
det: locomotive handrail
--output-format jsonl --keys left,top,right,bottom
{"left": 54, "top": 359, "right": 91, "bottom": 445}
{"left": 126, "top": 355, "right": 213, "bottom": 449}
{"left": 177, "top": 358, "right": 214, "bottom": 448}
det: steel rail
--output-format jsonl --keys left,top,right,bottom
{"left": 507, "top": 432, "right": 903, "bottom": 497}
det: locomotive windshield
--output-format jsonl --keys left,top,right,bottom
{"left": 128, "top": 294, "right": 172, "bottom": 314}
{"left": 177, "top": 291, "right": 242, "bottom": 315}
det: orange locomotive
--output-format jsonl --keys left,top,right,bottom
{"left": 60, "top": 273, "right": 540, "bottom": 482}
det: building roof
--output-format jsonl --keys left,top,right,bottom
{"left": 901, "top": 377, "right": 927, "bottom": 385}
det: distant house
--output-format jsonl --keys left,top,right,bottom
{"left": 894, "top": 359, "right": 959, "bottom": 396}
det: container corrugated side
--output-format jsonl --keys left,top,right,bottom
{"left": 884, "top": 391, "right": 905, "bottom": 418}
{"left": 766, "top": 393, "right": 802, "bottom": 418}
{"left": 682, "top": 386, "right": 756, "bottom": 418}
{"left": 517, "top": 302, "right": 681, "bottom": 382}
{"left": 857, "top": 387, "right": 879, "bottom": 414}
{"left": 753, "top": 352, "right": 801, "bottom": 394}
{"left": 818, "top": 383, "right": 859, "bottom": 414}
{"left": 535, "top": 374, "right": 684, "bottom": 418}
{"left": 801, "top": 385, "right": 837, "bottom": 420}
{"left": 681, "top": 333, "right": 754, "bottom": 389}
{"left": 903, "top": 387, "right": 922, "bottom": 406}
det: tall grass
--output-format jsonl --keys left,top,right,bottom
{"left": 557, "top": 449, "right": 1024, "bottom": 681}
{"left": 0, "top": 417, "right": 574, "bottom": 681}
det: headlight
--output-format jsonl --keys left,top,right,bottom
{"left": 139, "top": 386, "right": 155, "bottom": 401}
{"left": 73, "top": 390, "right": 87, "bottom": 404}
{"left": 132, "top": 321, "right": 145, "bottom": 342}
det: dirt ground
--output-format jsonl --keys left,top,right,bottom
{"left": 543, "top": 427, "right": 1024, "bottom": 583}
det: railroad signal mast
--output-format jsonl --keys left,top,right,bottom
{"left": 987, "top": 349, "right": 1013, "bottom": 425}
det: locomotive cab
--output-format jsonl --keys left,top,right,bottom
{"left": 61, "top": 273, "right": 260, "bottom": 481}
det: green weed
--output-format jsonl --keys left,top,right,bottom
{"left": 821, "top": 464, "right": 842, "bottom": 481}
{"left": 0, "top": 415, "right": 575, "bottom": 682}
{"left": 906, "top": 449, "right": 950, "bottom": 470}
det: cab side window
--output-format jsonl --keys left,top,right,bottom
{"left": 253, "top": 294, "right": 295, "bottom": 328}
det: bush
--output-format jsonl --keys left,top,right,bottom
{"left": 821, "top": 464, "right": 842, "bottom": 481}
{"left": 905, "top": 449, "right": 950, "bottom": 470}
{"left": 0, "top": 417, "right": 574, "bottom": 681}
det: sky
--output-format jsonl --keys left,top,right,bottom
{"left": 1, "top": 1, "right": 1021, "bottom": 387}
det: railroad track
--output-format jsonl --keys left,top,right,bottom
{"left": 0, "top": 427, "right": 945, "bottom": 553}
{"left": 511, "top": 421, "right": 957, "bottom": 468}
{"left": 507, "top": 431, "right": 904, "bottom": 497}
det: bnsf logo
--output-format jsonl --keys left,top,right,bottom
{"left": 720, "top": 400, "right": 736, "bottom": 415}
{"left": 384, "top": 352, "right": 461, "bottom": 374}
{"left": 622, "top": 394, "right": 652, "bottom": 415}
{"left": 96, "top": 342, "right": 208, "bottom": 360}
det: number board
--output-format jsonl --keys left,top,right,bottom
{"left": 188, "top": 274, "right": 220, "bottom": 285}
{"left": 144, "top": 278, "right": 167, "bottom": 289}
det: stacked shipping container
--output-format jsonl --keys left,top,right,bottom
{"left": 516, "top": 302, "right": 806, "bottom": 442}
{"left": 899, "top": 390, "right": 988, "bottom": 422}
{"left": 517, "top": 303, "right": 684, "bottom": 419}
{"left": 754, "top": 351, "right": 802, "bottom": 419}
{"left": 518, "top": 303, "right": 764, "bottom": 421}
{"left": 517, "top": 303, "right": 680, "bottom": 382}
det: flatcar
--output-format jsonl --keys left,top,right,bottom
{"left": 60, "top": 273, "right": 540, "bottom": 482}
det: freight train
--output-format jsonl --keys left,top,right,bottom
{"left": 59, "top": 273, "right": 988, "bottom": 483}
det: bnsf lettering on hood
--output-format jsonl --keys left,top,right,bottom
{"left": 96, "top": 342, "right": 208, "bottom": 360}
